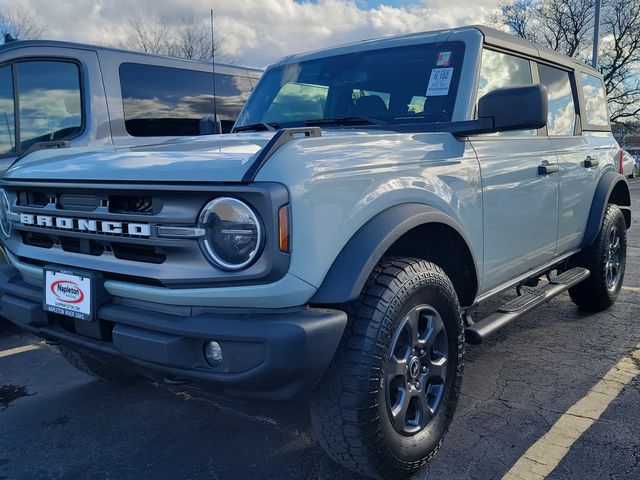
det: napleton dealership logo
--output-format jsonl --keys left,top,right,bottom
{"left": 18, "top": 213, "right": 151, "bottom": 237}
{"left": 50, "top": 280, "right": 85, "bottom": 304}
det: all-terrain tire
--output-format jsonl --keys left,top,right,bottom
{"left": 568, "top": 203, "right": 627, "bottom": 311}
{"left": 58, "top": 345, "right": 138, "bottom": 383}
{"left": 310, "top": 257, "right": 464, "bottom": 480}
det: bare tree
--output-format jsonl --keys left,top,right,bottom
{"left": 123, "top": 15, "right": 172, "bottom": 55}
{"left": 0, "top": 4, "right": 45, "bottom": 42}
{"left": 495, "top": 0, "right": 640, "bottom": 125}
{"left": 116, "top": 15, "right": 228, "bottom": 63}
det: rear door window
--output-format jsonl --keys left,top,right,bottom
{"left": 538, "top": 64, "right": 576, "bottom": 136}
{"left": 580, "top": 73, "right": 609, "bottom": 128}
{"left": 119, "top": 63, "right": 253, "bottom": 135}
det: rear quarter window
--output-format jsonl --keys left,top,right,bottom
{"left": 580, "top": 73, "right": 609, "bottom": 128}
{"left": 119, "top": 63, "right": 253, "bottom": 136}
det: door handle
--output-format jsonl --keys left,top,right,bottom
{"left": 538, "top": 163, "right": 559, "bottom": 175}
{"left": 584, "top": 156, "right": 599, "bottom": 168}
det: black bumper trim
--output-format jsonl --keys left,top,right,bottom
{"left": 0, "top": 265, "right": 347, "bottom": 400}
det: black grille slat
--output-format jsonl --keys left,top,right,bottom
{"left": 17, "top": 191, "right": 50, "bottom": 207}
{"left": 57, "top": 194, "right": 100, "bottom": 211}
{"left": 59, "top": 237, "right": 105, "bottom": 256}
{"left": 109, "top": 195, "right": 157, "bottom": 215}
{"left": 21, "top": 232, "right": 54, "bottom": 249}
{"left": 112, "top": 244, "right": 166, "bottom": 264}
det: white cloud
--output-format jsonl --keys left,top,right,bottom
{"left": 13, "top": 0, "right": 501, "bottom": 68}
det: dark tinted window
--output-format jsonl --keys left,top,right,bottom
{"left": 119, "top": 63, "right": 253, "bottom": 136}
{"left": 581, "top": 73, "right": 609, "bottom": 127}
{"left": 538, "top": 64, "right": 576, "bottom": 136}
{"left": 17, "top": 61, "right": 83, "bottom": 151}
{"left": 237, "top": 42, "right": 465, "bottom": 128}
{"left": 0, "top": 65, "right": 15, "bottom": 155}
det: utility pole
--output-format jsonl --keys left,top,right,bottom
{"left": 592, "top": 0, "right": 602, "bottom": 68}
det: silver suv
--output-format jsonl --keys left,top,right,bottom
{"left": 0, "top": 26, "right": 631, "bottom": 479}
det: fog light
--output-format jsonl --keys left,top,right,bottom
{"left": 204, "top": 341, "right": 223, "bottom": 367}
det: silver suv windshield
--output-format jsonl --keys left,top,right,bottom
{"left": 235, "top": 41, "right": 465, "bottom": 131}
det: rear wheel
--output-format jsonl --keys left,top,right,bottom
{"left": 58, "top": 345, "right": 138, "bottom": 383}
{"left": 310, "top": 258, "right": 464, "bottom": 479}
{"left": 569, "top": 204, "right": 627, "bottom": 311}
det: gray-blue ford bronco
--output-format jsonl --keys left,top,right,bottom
{"left": 0, "top": 26, "right": 631, "bottom": 479}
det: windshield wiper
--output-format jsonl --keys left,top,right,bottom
{"left": 305, "top": 116, "right": 388, "bottom": 127}
{"left": 233, "top": 122, "right": 279, "bottom": 133}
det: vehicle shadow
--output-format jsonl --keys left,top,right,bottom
{"left": 0, "top": 377, "right": 364, "bottom": 480}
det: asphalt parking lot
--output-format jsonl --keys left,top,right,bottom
{"left": 1, "top": 179, "right": 639, "bottom": 480}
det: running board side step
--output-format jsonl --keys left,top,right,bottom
{"left": 465, "top": 267, "right": 590, "bottom": 345}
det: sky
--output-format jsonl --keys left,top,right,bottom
{"left": 11, "top": 0, "right": 503, "bottom": 68}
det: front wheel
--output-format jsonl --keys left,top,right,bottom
{"left": 310, "top": 258, "right": 464, "bottom": 479}
{"left": 569, "top": 204, "right": 627, "bottom": 311}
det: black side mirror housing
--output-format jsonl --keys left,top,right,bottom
{"left": 453, "top": 84, "right": 548, "bottom": 137}
{"left": 478, "top": 84, "right": 548, "bottom": 133}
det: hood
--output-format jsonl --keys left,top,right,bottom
{"left": 3, "top": 133, "right": 279, "bottom": 182}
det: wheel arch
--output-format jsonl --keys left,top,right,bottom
{"left": 310, "top": 203, "right": 480, "bottom": 307}
{"left": 581, "top": 171, "right": 631, "bottom": 248}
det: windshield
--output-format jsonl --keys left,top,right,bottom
{"left": 235, "top": 41, "right": 465, "bottom": 130}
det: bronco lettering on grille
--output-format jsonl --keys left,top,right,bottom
{"left": 18, "top": 213, "right": 151, "bottom": 237}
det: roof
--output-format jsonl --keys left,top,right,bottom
{"left": 274, "top": 24, "right": 599, "bottom": 75}
{"left": 474, "top": 25, "right": 598, "bottom": 73}
{"left": 0, "top": 39, "right": 262, "bottom": 73}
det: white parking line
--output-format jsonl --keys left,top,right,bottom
{"left": 622, "top": 286, "right": 640, "bottom": 292}
{"left": 0, "top": 343, "right": 42, "bottom": 358}
{"left": 502, "top": 344, "right": 640, "bottom": 480}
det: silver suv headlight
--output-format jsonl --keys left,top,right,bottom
{"left": 198, "top": 197, "right": 263, "bottom": 270}
{"left": 0, "top": 189, "right": 12, "bottom": 238}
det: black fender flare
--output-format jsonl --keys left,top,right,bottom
{"left": 310, "top": 203, "right": 480, "bottom": 304}
{"left": 581, "top": 171, "right": 631, "bottom": 248}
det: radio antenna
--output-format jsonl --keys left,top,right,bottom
{"left": 210, "top": 9, "right": 219, "bottom": 129}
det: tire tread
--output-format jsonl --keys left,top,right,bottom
{"left": 310, "top": 257, "right": 463, "bottom": 479}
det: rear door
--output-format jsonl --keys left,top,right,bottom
{"left": 552, "top": 70, "right": 617, "bottom": 254}
{"left": 471, "top": 48, "right": 559, "bottom": 292}
{"left": 537, "top": 63, "right": 592, "bottom": 255}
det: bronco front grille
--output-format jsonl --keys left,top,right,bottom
{"left": 3, "top": 182, "right": 289, "bottom": 288}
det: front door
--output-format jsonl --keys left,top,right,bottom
{"left": 472, "top": 137, "right": 559, "bottom": 291}
{"left": 472, "top": 48, "right": 559, "bottom": 293}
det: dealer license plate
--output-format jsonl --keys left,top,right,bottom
{"left": 44, "top": 269, "right": 93, "bottom": 321}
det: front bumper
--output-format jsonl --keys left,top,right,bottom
{"left": 0, "top": 265, "right": 347, "bottom": 400}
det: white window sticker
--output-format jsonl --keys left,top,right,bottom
{"left": 437, "top": 51, "right": 452, "bottom": 66}
{"left": 426, "top": 68, "right": 454, "bottom": 97}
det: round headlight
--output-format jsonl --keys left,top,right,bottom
{"left": 199, "top": 197, "right": 263, "bottom": 270}
{"left": 0, "top": 189, "right": 12, "bottom": 238}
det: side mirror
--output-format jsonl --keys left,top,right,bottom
{"left": 478, "top": 84, "right": 548, "bottom": 133}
